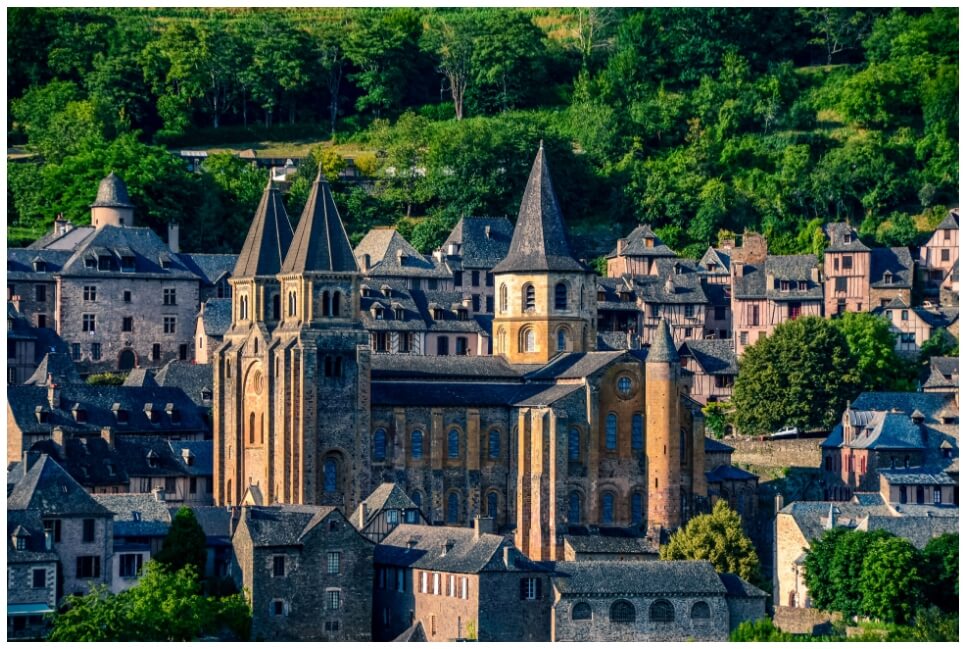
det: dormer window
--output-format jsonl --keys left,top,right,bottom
{"left": 120, "top": 255, "right": 135, "bottom": 272}
{"left": 645, "top": 237, "right": 654, "bottom": 248}
{"left": 33, "top": 260, "right": 46, "bottom": 272}
{"left": 798, "top": 281, "right": 807, "bottom": 290}
{"left": 457, "top": 308, "right": 468, "bottom": 321}
{"left": 98, "top": 255, "right": 112, "bottom": 271}
{"left": 182, "top": 449, "right": 194, "bottom": 466}
{"left": 71, "top": 403, "right": 86, "bottom": 423}
{"left": 780, "top": 280, "right": 790, "bottom": 292}
{"left": 35, "top": 406, "right": 49, "bottom": 423}
{"left": 159, "top": 254, "right": 172, "bottom": 269}
{"left": 112, "top": 403, "right": 129, "bottom": 424}
{"left": 597, "top": 290, "right": 606, "bottom": 301}
{"left": 201, "top": 389, "right": 212, "bottom": 401}
{"left": 373, "top": 305, "right": 384, "bottom": 320}
{"left": 146, "top": 450, "right": 160, "bottom": 468}
{"left": 706, "top": 262, "right": 717, "bottom": 272}
{"left": 85, "top": 256, "right": 96, "bottom": 269}
{"left": 144, "top": 403, "right": 158, "bottom": 424}
{"left": 394, "top": 307, "right": 404, "bottom": 321}
{"left": 882, "top": 271, "right": 892, "bottom": 285}
{"left": 673, "top": 263, "right": 682, "bottom": 275}
{"left": 381, "top": 285, "right": 392, "bottom": 298}
{"left": 165, "top": 403, "right": 180, "bottom": 423}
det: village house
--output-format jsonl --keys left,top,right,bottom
{"left": 677, "top": 339, "right": 738, "bottom": 404}
{"left": 351, "top": 482, "right": 428, "bottom": 543}
{"left": 437, "top": 216, "right": 514, "bottom": 315}
{"left": 372, "top": 520, "right": 553, "bottom": 642}
{"left": 921, "top": 356, "right": 959, "bottom": 394}
{"left": 7, "top": 505, "right": 60, "bottom": 640}
{"left": 355, "top": 228, "right": 454, "bottom": 293}
{"left": 874, "top": 297, "right": 959, "bottom": 357}
{"left": 918, "top": 209, "right": 959, "bottom": 296}
{"left": 194, "top": 298, "right": 232, "bottom": 364}
{"left": 605, "top": 224, "right": 678, "bottom": 278}
{"left": 92, "top": 492, "right": 172, "bottom": 593}
{"left": 231, "top": 505, "right": 374, "bottom": 642}
{"left": 822, "top": 222, "right": 915, "bottom": 314}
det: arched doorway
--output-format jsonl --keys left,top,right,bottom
{"left": 118, "top": 349, "right": 137, "bottom": 370}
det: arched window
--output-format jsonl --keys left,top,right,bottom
{"left": 555, "top": 282, "right": 568, "bottom": 310}
{"left": 556, "top": 328, "right": 568, "bottom": 352}
{"left": 632, "top": 414, "right": 643, "bottom": 450}
{"left": 497, "top": 328, "right": 506, "bottom": 354}
{"left": 323, "top": 458, "right": 338, "bottom": 493}
{"left": 568, "top": 492, "right": 581, "bottom": 523}
{"left": 691, "top": 601, "right": 710, "bottom": 620}
{"left": 373, "top": 429, "right": 387, "bottom": 461}
{"left": 631, "top": 493, "right": 643, "bottom": 525}
{"left": 500, "top": 284, "right": 508, "bottom": 312}
{"left": 249, "top": 412, "right": 255, "bottom": 444}
{"left": 488, "top": 429, "right": 500, "bottom": 459}
{"left": 568, "top": 427, "right": 580, "bottom": 461}
{"left": 272, "top": 294, "right": 280, "bottom": 320}
{"left": 448, "top": 429, "right": 460, "bottom": 458}
{"left": 520, "top": 327, "right": 536, "bottom": 353}
{"left": 411, "top": 430, "right": 424, "bottom": 459}
{"left": 486, "top": 491, "right": 498, "bottom": 518}
{"left": 447, "top": 492, "right": 460, "bottom": 523}
{"left": 524, "top": 284, "right": 535, "bottom": 311}
{"left": 650, "top": 599, "right": 674, "bottom": 623}
{"left": 572, "top": 602, "right": 592, "bottom": 620}
{"left": 332, "top": 291, "right": 341, "bottom": 317}
{"left": 605, "top": 413, "right": 617, "bottom": 450}
{"left": 288, "top": 292, "right": 297, "bottom": 317}
{"left": 601, "top": 492, "right": 615, "bottom": 524}
{"left": 411, "top": 490, "right": 422, "bottom": 509}
{"left": 322, "top": 290, "right": 330, "bottom": 317}
{"left": 610, "top": 600, "right": 636, "bottom": 624}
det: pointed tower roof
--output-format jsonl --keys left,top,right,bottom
{"left": 280, "top": 170, "right": 358, "bottom": 274}
{"left": 234, "top": 177, "right": 294, "bottom": 278}
{"left": 647, "top": 319, "right": 679, "bottom": 363}
{"left": 492, "top": 143, "right": 585, "bottom": 274}
{"left": 90, "top": 172, "right": 134, "bottom": 209}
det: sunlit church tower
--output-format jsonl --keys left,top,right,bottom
{"left": 491, "top": 143, "right": 597, "bottom": 363}
{"left": 214, "top": 171, "right": 371, "bottom": 510}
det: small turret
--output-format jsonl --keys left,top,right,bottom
{"left": 90, "top": 172, "right": 135, "bottom": 229}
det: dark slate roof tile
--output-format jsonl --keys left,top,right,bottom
{"left": 7, "top": 509, "right": 59, "bottom": 562}
{"left": 154, "top": 361, "right": 214, "bottom": 408}
{"left": 719, "top": 573, "right": 768, "bottom": 598}
{"left": 704, "top": 437, "right": 735, "bottom": 453}
{"left": 93, "top": 493, "right": 172, "bottom": 537}
{"left": 281, "top": 175, "right": 357, "bottom": 274}
{"left": 355, "top": 229, "right": 449, "bottom": 278}
{"left": 200, "top": 298, "right": 232, "bottom": 337}
{"left": 647, "top": 320, "right": 679, "bottom": 362}
{"left": 373, "top": 382, "right": 524, "bottom": 407}
{"left": 763, "top": 255, "right": 823, "bottom": 300}
{"left": 25, "top": 352, "right": 83, "bottom": 386}
{"left": 552, "top": 560, "right": 726, "bottom": 596}
{"left": 879, "top": 467, "right": 958, "bottom": 485}
{"left": 239, "top": 505, "right": 340, "bottom": 547}
{"left": 606, "top": 224, "right": 677, "bottom": 259}
{"left": 635, "top": 259, "right": 710, "bottom": 304}
{"left": 525, "top": 351, "right": 627, "bottom": 380}
{"left": 679, "top": 339, "right": 737, "bottom": 375}
{"left": 850, "top": 392, "right": 953, "bottom": 422}
{"left": 869, "top": 247, "right": 914, "bottom": 288}
{"left": 442, "top": 217, "right": 514, "bottom": 269}
{"left": 824, "top": 222, "right": 870, "bottom": 252}
{"left": 90, "top": 172, "right": 134, "bottom": 208}
{"left": 233, "top": 181, "right": 294, "bottom": 278}
{"left": 370, "top": 355, "right": 521, "bottom": 381}
{"left": 59, "top": 226, "right": 198, "bottom": 279}
{"left": 377, "top": 523, "right": 542, "bottom": 574}
{"left": 706, "top": 465, "right": 759, "bottom": 483}
{"left": 353, "top": 483, "right": 419, "bottom": 528}
{"left": 563, "top": 535, "right": 659, "bottom": 555}
{"left": 8, "top": 454, "right": 112, "bottom": 516}
{"left": 6, "top": 248, "right": 71, "bottom": 280}
{"left": 936, "top": 210, "right": 959, "bottom": 230}
{"left": 179, "top": 254, "right": 236, "bottom": 286}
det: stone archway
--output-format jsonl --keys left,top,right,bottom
{"left": 118, "top": 349, "right": 137, "bottom": 370}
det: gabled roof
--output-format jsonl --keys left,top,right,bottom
{"left": 7, "top": 509, "right": 58, "bottom": 563}
{"left": 878, "top": 467, "right": 958, "bottom": 486}
{"left": 635, "top": 258, "right": 709, "bottom": 304}
{"left": 851, "top": 391, "right": 954, "bottom": 422}
{"left": 376, "top": 523, "right": 543, "bottom": 574}
{"left": 607, "top": 224, "right": 677, "bottom": 259}
{"left": 763, "top": 255, "right": 823, "bottom": 300}
{"left": 552, "top": 560, "right": 726, "bottom": 596}
{"left": 647, "top": 320, "right": 679, "bottom": 363}
{"left": 679, "top": 339, "right": 738, "bottom": 375}
{"left": 355, "top": 229, "right": 447, "bottom": 278}
{"left": 237, "top": 505, "right": 344, "bottom": 547}
{"left": 281, "top": 173, "right": 358, "bottom": 274}
{"left": 491, "top": 144, "right": 586, "bottom": 274}
{"left": 179, "top": 253, "right": 237, "bottom": 286}
{"left": 6, "top": 248, "right": 71, "bottom": 280}
{"left": 719, "top": 573, "right": 768, "bottom": 599}
{"left": 870, "top": 247, "right": 914, "bottom": 288}
{"left": 59, "top": 226, "right": 198, "bottom": 278}
{"left": 922, "top": 357, "right": 959, "bottom": 390}
{"left": 93, "top": 493, "right": 172, "bottom": 537}
{"left": 233, "top": 180, "right": 294, "bottom": 278}
{"left": 24, "top": 352, "right": 83, "bottom": 386}
{"left": 154, "top": 361, "right": 214, "bottom": 408}
{"left": 936, "top": 210, "right": 959, "bottom": 230}
{"left": 698, "top": 246, "right": 731, "bottom": 273}
{"left": 704, "top": 437, "right": 735, "bottom": 454}
{"left": 199, "top": 298, "right": 232, "bottom": 338}
{"left": 824, "top": 222, "right": 870, "bottom": 252}
{"left": 442, "top": 216, "right": 514, "bottom": 269}
{"left": 845, "top": 412, "right": 926, "bottom": 450}
{"left": 8, "top": 454, "right": 112, "bottom": 517}
{"left": 26, "top": 225, "right": 96, "bottom": 252}
{"left": 353, "top": 483, "right": 419, "bottom": 528}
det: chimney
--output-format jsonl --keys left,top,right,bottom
{"left": 152, "top": 487, "right": 166, "bottom": 502}
{"left": 432, "top": 249, "right": 443, "bottom": 264}
{"left": 484, "top": 225, "right": 491, "bottom": 239}
{"left": 100, "top": 427, "right": 115, "bottom": 449}
{"left": 441, "top": 540, "right": 455, "bottom": 556}
{"left": 616, "top": 239, "right": 625, "bottom": 256}
{"left": 396, "top": 249, "right": 405, "bottom": 264}
{"left": 47, "top": 379, "right": 60, "bottom": 409}
{"left": 362, "top": 254, "right": 371, "bottom": 271}
{"left": 503, "top": 546, "right": 513, "bottom": 568}
{"left": 358, "top": 502, "right": 369, "bottom": 528}
{"left": 447, "top": 243, "right": 458, "bottom": 256}
{"left": 11, "top": 295, "right": 22, "bottom": 313}
{"left": 825, "top": 503, "right": 836, "bottom": 530}
{"left": 51, "top": 427, "right": 65, "bottom": 449}
{"left": 473, "top": 516, "right": 494, "bottom": 539}
{"left": 811, "top": 266, "right": 820, "bottom": 283}
{"left": 774, "top": 494, "right": 784, "bottom": 514}
{"left": 733, "top": 261, "right": 745, "bottom": 278}
{"left": 167, "top": 222, "right": 180, "bottom": 253}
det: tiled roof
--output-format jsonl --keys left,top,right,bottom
{"left": 922, "top": 357, "right": 958, "bottom": 390}
{"left": 647, "top": 320, "right": 679, "bottom": 363}
{"left": 233, "top": 181, "right": 294, "bottom": 278}
{"left": 935, "top": 210, "right": 959, "bottom": 230}
{"left": 410, "top": 290, "right": 486, "bottom": 333}
{"left": 154, "top": 361, "right": 214, "bottom": 408}
{"left": 679, "top": 339, "right": 737, "bottom": 375}
{"left": 200, "top": 298, "right": 232, "bottom": 338}
{"left": 6, "top": 248, "right": 71, "bottom": 280}
{"left": 512, "top": 383, "right": 582, "bottom": 407}
{"left": 913, "top": 306, "right": 958, "bottom": 330}
{"left": 377, "top": 523, "right": 543, "bottom": 574}
{"left": 238, "top": 505, "right": 341, "bottom": 546}
{"left": 553, "top": 560, "right": 726, "bottom": 596}
{"left": 847, "top": 412, "right": 925, "bottom": 450}
{"left": 719, "top": 573, "right": 768, "bottom": 599}
{"left": 281, "top": 175, "right": 358, "bottom": 274}
{"left": 355, "top": 229, "right": 448, "bottom": 278}
{"left": 824, "top": 222, "right": 870, "bottom": 252}
{"left": 636, "top": 258, "right": 709, "bottom": 304}
{"left": 698, "top": 247, "right": 731, "bottom": 274}
{"left": 353, "top": 483, "right": 419, "bottom": 528}
{"left": 27, "top": 438, "right": 128, "bottom": 487}
{"left": 373, "top": 381, "right": 524, "bottom": 407}
{"left": 491, "top": 145, "right": 586, "bottom": 274}
{"left": 850, "top": 392, "right": 953, "bottom": 422}
{"left": 596, "top": 331, "right": 633, "bottom": 351}
{"left": 182, "top": 505, "right": 232, "bottom": 542}
{"left": 90, "top": 172, "right": 134, "bottom": 208}
{"left": 563, "top": 534, "right": 659, "bottom": 555}
{"left": 878, "top": 467, "right": 958, "bottom": 485}
{"left": 763, "top": 255, "right": 823, "bottom": 300}
{"left": 58, "top": 226, "right": 198, "bottom": 279}
{"left": 26, "top": 224, "right": 96, "bottom": 251}
{"left": 7, "top": 509, "right": 59, "bottom": 563}
{"left": 122, "top": 368, "right": 159, "bottom": 388}
{"left": 869, "top": 247, "right": 914, "bottom": 288}
{"left": 179, "top": 253, "right": 236, "bottom": 286}
{"left": 525, "top": 351, "right": 627, "bottom": 380}
{"left": 704, "top": 437, "right": 735, "bottom": 453}
{"left": 780, "top": 499, "right": 893, "bottom": 543}
{"left": 706, "top": 465, "right": 759, "bottom": 483}
{"left": 24, "top": 352, "right": 83, "bottom": 386}
{"left": 8, "top": 454, "right": 113, "bottom": 517}
{"left": 370, "top": 355, "right": 521, "bottom": 381}
{"left": 441, "top": 216, "right": 514, "bottom": 269}
{"left": 856, "top": 514, "right": 959, "bottom": 549}
{"left": 93, "top": 493, "right": 172, "bottom": 537}
{"left": 607, "top": 224, "right": 677, "bottom": 259}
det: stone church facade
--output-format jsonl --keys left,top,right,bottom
{"left": 213, "top": 147, "right": 709, "bottom": 561}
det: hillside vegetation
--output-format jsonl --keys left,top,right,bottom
{"left": 7, "top": 8, "right": 958, "bottom": 257}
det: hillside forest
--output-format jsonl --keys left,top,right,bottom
{"left": 7, "top": 8, "right": 959, "bottom": 261}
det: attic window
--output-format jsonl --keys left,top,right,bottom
{"left": 673, "top": 263, "right": 682, "bottom": 275}
{"left": 201, "top": 389, "right": 212, "bottom": 401}
{"left": 34, "top": 406, "right": 49, "bottom": 424}
{"left": 98, "top": 255, "right": 112, "bottom": 271}
{"left": 120, "top": 256, "right": 135, "bottom": 272}
{"left": 146, "top": 450, "right": 160, "bottom": 468}
{"left": 112, "top": 403, "right": 129, "bottom": 424}
{"left": 780, "top": 281, "right": 790, "bottom": 291}
{"left": 131, "top": 511, "right": 141, "bottom": 522}
{"left": 144, "top": 403, "right": 158, "bottom": 423}
{"left": 165, "top": 403, "right": 180, "bottom": 423}
{"left": 159, "top": 254, "right": 172, "bottom": 269}
{"left": 373, "top": 305, "right": 384, "bottom": 320}
{"left": 843, "top": 233, "right": 852, "bottom": 244}
{"left": 394, "top": 307, "right": 404, "bottom": 321}
{"left": 597, "top": 290, "right": 605, "bottom": 301}
{"left": 85, "top": 256, "right": 96, "bottom": 269}
{"left": 706, "top": 262, "right": 717, "bottom": 271}
{"left": 432, "top": 308, "right": 443, "bottom": 321}
{"left": 381, "top": 285, "right": 392, "bottom": 297}
{"left": 71, "top": 404, "right": 87, "bottom": 423}
{"left": 882, "top": 271, "right": 892, "bottom": 285}
{"left": 457, "top": 308, "right": 468, "bottom": 321}
{"left": 182, "top": 449, "right": 194, "bottom": 466}
{"left": 645, "top": 237, "right": 654, "bottom": 248}
{"left": 798, "top": 281, "right": 807, "bottom": 290}
{"left": 33, "top": 260, "right": 46, "bottom": 272}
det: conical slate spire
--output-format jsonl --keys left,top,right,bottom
{"left": 492, "top": 144, "right": 585, "bottom": 274}
{"left": 280, "top": 169, "right": 358, "bottom": 274}
{"left": 647, "top": 319, "right": 679, "bottom": 363}
{"left": 234, "top": 177, "right": 295, "bottom": 278}
{"left": 90, "top": 172, "right": 134, "bottom": 208}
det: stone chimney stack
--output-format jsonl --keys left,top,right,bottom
{"left": 358, "top": 503, "right": 369, "bottom": 528}
{"left": 51, "top": 427, "right": 65, "bottom": 449}
{"left": 47, "top": 378, "right": 60, "bottom": 409}
{"left": 100, "top": 427, "right": 115, "bottom": 449}
{"left": 774, "top": 494, "right": 784, "bottom": 514}
{"left": 473, "top": 516, "right": 494, "bottom": 539}
{"left": 167, "top": 222, "right": 180, "bottom": 253}
{"left": 484, "top": 225, "right": 492, "bottom": 239}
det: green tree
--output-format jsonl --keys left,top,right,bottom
{"left": 660, "top": 500, "right": 761, "bottom": 584}
{"left": 155, "top": 507, "right": 207, "bottom": 578}
{"left": 345, "top": 8, "right": 423, "bottom": 116}
{"left": 730, "top": 617, "right": 794, "bottom": 641}
{"left": 831, "top": 311, "right": 915, "bottom": 392}
{"left": 701, "top": 402, "right": 733, "bottom": 439}
{"left": 859, "top": 535, "right": 924, "bottom": 624}
{"left": 919, "top": 330, "right": 958, "bottom": 362}
{"left": 732, "top": 317, "right": 859, "bottom": 434}
{"left": 921, "top": 533, "right": 958, "bottom": 612}
{"left": 422, "top": 11, "right": 481, "bottom": 120}
{"left": 802, "top": 526, "right": 851, "bottom": 612}
{"left": 829, "top": 529, "right": 894, "bottom": 618}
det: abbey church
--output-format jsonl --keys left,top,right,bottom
{"left": 213, "top": 145, "right": 709, "bottom": 560}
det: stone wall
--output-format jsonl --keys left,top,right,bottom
{"left": 57, "top": 515, "right": 113, "bottom": 598}
{"left": 726, "top": 596, "right": 767, "bottom": 631}
{"left": 552, "top": 593, "right": 729, "bottom": 641}
{"left": 727, "top": 438, "right": 823, "bottom": 471}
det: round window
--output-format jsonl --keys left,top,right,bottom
{"left": 616, "top": 375, "right": 634, "bottom": 398}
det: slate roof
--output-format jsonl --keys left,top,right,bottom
{"left": 27, "top": 224, "right": 96, "bottom": 251}
{"left": 25, "top": 352, "right": 83, "bottom": 386}
{"left": 281, "top": 174, "right": 358, "bottom": 274}
{"left": 360, "top": 284, "right": 426, "bottom": 332}
{"left": 856, "top": 514, "right": 958, "bottom": 549}
{"left": 706, "top": 465, "right": 759, "bottom": 483}
{"left": 935, "top": 210, "right": 959, "bottom": 230}
{"left": 58, "top": 226, "right": 198, "bottom": 279}
{"left": 491, "top": 145, "right": 586, "bottom": 274}
{"left": 704, "top": 437, "right": 735, "bottom": 454}
{"left": 183, "top": 506, "right": 232, "bottom": 544}
{"left": 154, "top": 361, "right": 214, "bottom": 408}
{"left": 27, "top": 438, "right": 128, "bottom": 488}
{"left": 93, "top": 493, "right": 172, "bottom": 538}
{"left": 869, "top": 247, "right": 914, "bottom": 288}
{"left": 238, "top": 505, "right": 341, "bottom": 547}
{"left": 355, "top": 229, "right": 448, "bottom": 278}
{"left": 845, "top": 412, "right": 925, "bottom": 450}
{"left": 596, "top": 331, "right": 633, "bottom": 351}
{"left": 606, "top": 224, "right": 677, "bottom": 259}
{"left": 199, "top": 298, "right": 232, "bottom": 338}
{"left": 91, "top": 172, "right": 135, "bottom": 208}
{"left": 7, "top": 509, "right": 59, "bottom": 563}
{"left": 353, "top": 483, "right": 419, "bottom": 528}
{"left": 411, "top": 289, "right": 487, "bottom": 333}
{"left": 372, "top": 382, "right": 525, "bottom": 408}
{"left": 763, "top": 255, "right": 823, "bottom": 300}
{"left": 552, "top": 560, "right": 727, "bottom": 596}
{"left": 878, "top": 467, "right": 958, "bottom": 486}
{"left": 824, "top": 222, "right": 870, "bottom": 252}
{"left": 850, "top": 392, "right": 954, "bottom": 422}
{"left": 111, "top": 436, "right": 212, "bottom": 479}
{"left": 234, "top": 181, "right": 294, "bottom": 278}
{"left": 922, "top": 357, "right": 958, "bottom": 390}
{"left": 595, "top": 277, "right": 640, "bottom": 311}
{"left": 780, "top": 499, "right": 893, "bottom": 543}
{"left": 122, "top": 368, "right": 159, "bottom": 388}
{"left": 719, "top": 573, "right": 768, "bottom": 599}
{"left": 377, "top": 523, "right": 544, "bottom": 574}
{"left": 679, "top": 339, "right": 737, "bottom": 375}
{"left": 913, "top": 306, "right": 958, "bottom": 330}
{"left": 563, "top": 535, "right": 659, "bottom": 555}
{"left": 8, "top": 454, "right": 113, "bottom": 517}
{"left": 441, "top": 216, "right": 514, "bottom": 269}
{"left": 8, "top": 384, "right": 209, "bottom": 436}
{"left": 698, "top": 247, "right": 731, "bottom": 274}
{"left": 647, "top": 320, "right": 679, "bottom": 363}
{"left": 370, "top": 355, "right": 521, "bottom": 381}
{"left": 525, "top": 351, "right": 627, "bottom": 380}
{"left": 635, "top": 258, "right": 709, "bottom": 304}
{"left": 512, "top": 383, "right": 583, "bottom": 407}
{"left": 6, "top": 248, "right": 72, "bottom": 280}
{"left": 179, "top": 253, "right": 237, "bottom": 286}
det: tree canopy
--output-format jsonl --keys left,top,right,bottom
{"left": 155, "top": 506, "right": 208, "bottom": 578}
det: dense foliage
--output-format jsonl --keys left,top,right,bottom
{"left": 659, "top": 500, "right": 761, "bottom": 585}
{"left": 47, "top": 563, "right": 250, "bottom": 641}
{"left": 155, "top": 506, "right": 208, "bottom": 579}
{"left": 803, "top": 529, "right": 958, "bottom": 625}
{"left": 7, "top": 8, "right": 959, "bottom": 255}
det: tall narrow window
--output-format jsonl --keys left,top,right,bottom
{"left": 605, "top": 413, "right": 617, "bottom": 450}
{"left": 631, "top": 414, "right": 643, "bottom": 450}
{"left": 321, "top": 291, "right": 330, "bottom": 317}
{"left": 249, "top": 413, "right": 255, "bottom": 444}
{"left": 631, "top": 493, "right": 643, "bottom": 525}
{"left": 568, "top": 492, "right": 580, "bottom": 522}
{"left": 500, "top": 284, "right": 507, "bottom": 312}
{"left": 555, "top": 283, "right": 568, "bottom": 310}
{"left": 521, "top": 327, "right": 536, "bottom": 353}
{"left": 488, "top": 429, "right": 500, "bottom": 459}
{"left": 447, "top": 492, "right": 459, "bottom": 523}
{"left": 373, "top": 429, "right": 387, "bottom": 461}
{"left": 323, "top": 458, "right": 337, "bottom": 492}
{"left": 332, "top": 291, "right": 341, "bottom": 317}
{"left": 288, "top": 292, "right": 297, "bottom": 317}
{"left": 557, "top": 328, "right": 567, "bottom": 352}
{"left": 411, "top": 430, "right": 424, "bottom": 459}
{"left": 568, "top": 428, "right": 580, "bottom": 461}
{"left": 601, "top": 492, "right": 615, "bottom": 524}
{"left": 448, "top": 429, "right": 460, "bottom": 458}
{"left": 524, "top": 284, "right": 535, "bottom": 311}
{"left": 486, "top": 491, "right": 498, "bottom": 518}
{"left": 272, "top": 294, "right": 280, "bottom": 320}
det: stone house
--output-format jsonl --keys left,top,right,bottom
{"left": 820, "top": 391, "right": 959, "bottom": 498}
{"left": 561, "top": 533, "right": 660, "bottom": 561}
{"left": 194, "top": 298, "right": 232, "bottom": 364}
{"left": 595, "top": 276, "right": 643, "bottom": 350}
{"left": 605, "top": 224, "right": 678, "bottom": 278}
{"left": 355, "top": 228, "right": 454, "bottom": 293}
{"left": 877, "top": 467, "right": 958, "bottom": 507}
{"left": 718, "top": 572, "right": 768, "bottom": 632}
{"left": 703, "top": 437, "right": 758, "bottom": 530}
{"left": 6, "top": 248, "right": 70, "bottom": 331}
{"left": 231, "top": 505, "right": 374, "bottom": 642}
{"left": 438, "top": 216, "right": 514, "bottom": 315}
{"left": 8, "top": 454, "right": 114, "bottom": 600}
{"left": 550, "top": 560, "right": 752, "bottom": 641}
{"left": 921, "top": 356, "right": 958, "bottom": 394}
{"left": 918, "top": 209, "right": 959, "bottom": 295}
{"left": 92, "top": 492, "right": 172, "bottom": 592}
{"left": 875, "top": 297, "right": 959, "bottom": 357}
{"left": 678, "top": 339, "right": 737, "bottom": 404}
{"left": 634, "top": 259, "right": 710, "bottom": 346}
{"left": 351, "top": 482, "right": 427, "bottom": 543}
{"left": 373, "top": 521, "right": 553, "bottom": 642}
{"left": 7, "top": 508, "right": 59, "bottom": 640}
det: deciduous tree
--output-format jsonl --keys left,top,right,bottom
{"left": 660, "top": 500, "right": 761, "bottom": 584}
